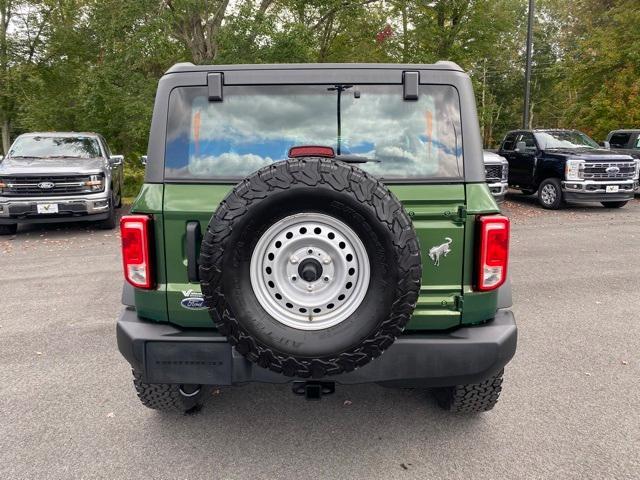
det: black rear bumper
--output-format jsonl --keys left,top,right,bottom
{"left": 117, "top": 308, "right": 517, "bottom": 388}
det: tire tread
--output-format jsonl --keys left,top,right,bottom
{"left": 132, "top": 371, "right": 207, "bottom": 413}
{"left": 436, "top": 370, "right": 504, "bottom": 413}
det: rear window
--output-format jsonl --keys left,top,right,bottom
{"left": 164, "top": 84, "right": 463, "bottom": 180}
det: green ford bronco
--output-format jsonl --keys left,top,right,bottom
{"left": 117, "top": 63, "right": 516, "bottom": 414}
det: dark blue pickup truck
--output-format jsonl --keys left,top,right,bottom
{"left": 498, "top": 129, "right": 639, "bottom": 209}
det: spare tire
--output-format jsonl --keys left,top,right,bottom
{"left": 199, "top": 158, "right": 421, "bottom": 378}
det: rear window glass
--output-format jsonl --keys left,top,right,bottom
{"left": 165, "top": 84, "right": 463, "bottom": 180}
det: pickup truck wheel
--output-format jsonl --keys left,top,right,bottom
{"left": 96, "top": 196, "right": 117, "bottom": 229}
{"left": 199, "top": 158, "right": 422, "bottom": 378}
{"left": 434, "top": 369, "right": 504, "bottom": 413}
{"left": 132, "top": 371, "right": 210, "bottom": 413}
{"left": 0, "top": 224, "right": 17, "bottom": 235}
{"left": 538, "top": 178, "right": 563, "bottom": 209}
{"left": 601, "top": 201, "right": 627, "bottom": 208}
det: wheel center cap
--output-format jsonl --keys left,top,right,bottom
{"left": 298, "top": 258, "right": 323, "bottom": 283}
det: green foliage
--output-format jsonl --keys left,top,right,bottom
{"left": 3, "top": 0, "right": 639, "bottom": 195}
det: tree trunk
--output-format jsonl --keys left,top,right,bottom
{"left": 401, "top": 3, "right": 408, "bottom": 62}
{"left": 0, "top": 1, "right": 9, "bottom": 154}
{"left": 1, "top": 119, "right": 9, "bottom": 154}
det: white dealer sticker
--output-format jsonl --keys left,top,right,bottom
{"left": 606, "top": 185, "right": 619, "bottom": 193}
{"left": 37, "top": 203, "right": 59, "bottom": 214}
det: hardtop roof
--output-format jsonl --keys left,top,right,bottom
{"left": 608, "top": 129, "right": 640, "bottom": 134}
{"left": 165, "top": 61, "right": 464, "bottom": 75}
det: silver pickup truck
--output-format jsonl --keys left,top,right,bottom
{"left": 0, "top": 132, "right": 124, "bottom": 234}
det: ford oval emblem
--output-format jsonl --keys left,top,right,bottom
{"left": 605, "top": 166, "right": 620, "bottom": 174}
{"left": 180, "top": 296, "right": 207, "bottom": 310}
{"left": 38, "top": 182, "right": 55, "bottom": 189}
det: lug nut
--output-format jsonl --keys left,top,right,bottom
{"left": 322, "top": 257, "right": 331, "bottom": 264}
{"left": 323, "top": 276, "right": 330, "bottom": 282}
{"left": 290, "top": 256, "right": 298, "bottom": 264}
{"left": 307, "top": 285, "right": 313, "bottom": 292}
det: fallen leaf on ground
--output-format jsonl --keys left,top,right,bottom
{"left": 343, "top": 400, "right": 352, "bottom": 406}
{"left": 106, "top": 412, "right": 115, "bottom": 418}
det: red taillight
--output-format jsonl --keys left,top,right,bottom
{"left": 288, "top": 145, "right": 335, "bottom": 158}
{"left": 476, "top": 215, "right": 510, "bottom": 291}
{"left": 120, "top": 215, "right": 153, "bottom": 289}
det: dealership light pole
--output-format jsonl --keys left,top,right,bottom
{"left": 523, "top": 0, "right": 534, "bottom": 129}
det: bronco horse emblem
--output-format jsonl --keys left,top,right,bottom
{"left": 428, "top": 237, "right": 452, "bottom": 266}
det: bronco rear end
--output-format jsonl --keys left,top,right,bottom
{"left": 117, "top": 63, "right": 517, "bottom": 414}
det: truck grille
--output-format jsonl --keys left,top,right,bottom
{"left": 583, "top": 162, "right": 636, "bottom": 180}
{"left": 485, "top": 164, "right": 503, "bottom": 182}
{"left": 0, "top": 175, "right": 99, "bottom": 196}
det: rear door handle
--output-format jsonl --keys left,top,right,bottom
{"left": 186, "top": 221, "right": 201, "bottom": 282}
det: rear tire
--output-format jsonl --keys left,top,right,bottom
{"left": 0, "top": 224, "right": 17, "bottom": 235}
{"left": 132, "top": 371, "right": 210, "bottom": 413}
{"left": 537, "top": 178, "right": 563, "bottom": 209}
{"left": 434, "top": 370, "right": 504, "bottom": 413}
{"left": 601, "top": 201, "right": 627, "bottom": 209}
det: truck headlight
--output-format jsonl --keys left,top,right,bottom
{"left": 502, "top": 162, "right": 509, "bottom": 182}
{"left": 565, "top": 160, "right": 585, "bottom": 181}
{"left": 634, "top": 160, "right": 640, "bottom": 180}
{"left": 84, "top": 174, "right": 105, "bottom": 192}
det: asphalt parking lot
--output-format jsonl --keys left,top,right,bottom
{"left": 1, "top": 193, "right": 639, "bottom": 480}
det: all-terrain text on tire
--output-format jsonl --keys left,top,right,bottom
{"left": 116, "top": 63, "right": 517, "bottom": 415}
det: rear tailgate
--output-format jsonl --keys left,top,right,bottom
{"left": 162, "top": 183, "right": 466, "bottom": 330}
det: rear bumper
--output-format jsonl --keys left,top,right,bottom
{"left": 0, "top": 192, "right": 111, "bottom": 224}
{"left": 117, "top": 308, "right": 517, "bottom": 388}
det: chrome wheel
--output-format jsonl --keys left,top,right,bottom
{"left": 250, "top": 213, "right": 370, "bottom": 331}
{"left": 540, "top": 184, "right": 557, "bottom": 205}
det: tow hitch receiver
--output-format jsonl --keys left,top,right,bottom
{"left": 292, "top": 381, "right": 335, "bottom": 400}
